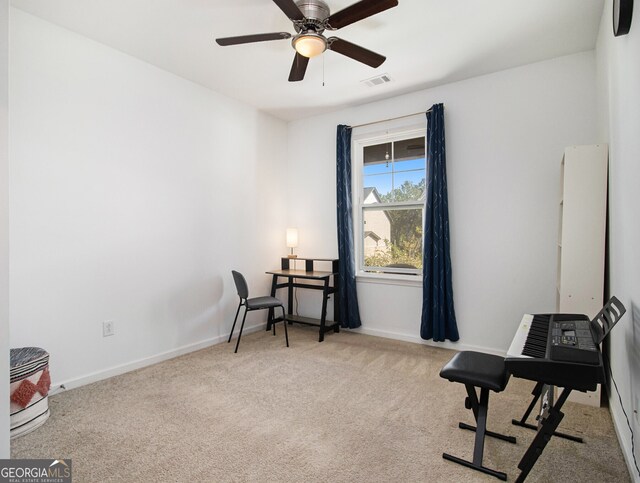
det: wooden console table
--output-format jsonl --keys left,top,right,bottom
{"left": 266, "top": 257, "right": 340, "bottom": 342}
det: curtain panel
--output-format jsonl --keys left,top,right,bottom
{"left": 336, "top": 124, "right": 362, "bottom": 329}
{"left": 420, "top": 104, "right": 459, "bottom": 342}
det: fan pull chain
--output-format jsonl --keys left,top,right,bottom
{"left": 322, "top": 54, "right": 325, "bottom": 87}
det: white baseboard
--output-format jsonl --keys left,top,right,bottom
{"left": 609, "top": 396, "right": 640, "bottom": 482}
{"left": 51, "top": 323, "right": 265, "bottom": 392}
{"left": 351, "top": 326, "right": 506, "bottom": 356}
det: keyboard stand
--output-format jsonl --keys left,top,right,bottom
{"left": 515, "top": 387, "right": 575, "bottom": 482}
{"left": 512, "top": 382, "right": 583, "bottom": 443}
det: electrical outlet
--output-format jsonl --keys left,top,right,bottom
{"left": 102, "top": 320, "right": 115, "bottom": 337}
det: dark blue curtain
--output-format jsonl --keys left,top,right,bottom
{"left": 421, "top": 104, "right": 459, "bottom": 342}
{"left": 336, "top": 125, "right": 362, "bottom": 329}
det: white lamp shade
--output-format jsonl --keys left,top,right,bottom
{"left": 286, "top": 228, "right": 299, "bottom": 248}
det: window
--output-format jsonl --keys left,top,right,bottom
{"left": 353, "top": 128, "right": 426, "bottom": 278}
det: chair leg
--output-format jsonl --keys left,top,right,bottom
{"left": 442, "top": 386, "right": 508, "bottom": 481}
{"left": 459, "top": 422, "right": 516, "bottom": 444}
{"left": 459, "top": 384, "right": 516, "bottom": 444}
{"left": 282, "top": 305, "right": 289, "bottom": 347}
{"left": 272, "top": 318, "right": 276, "bottom": 336}
{"left": 266, "top": 306, "right": 274, "bottom": 332}
{"left": 228, "top": 303, "right": 242, "bottom": 343}
{"left": 234, "top": 310, "right": 248, "bottom": 354}
{"left": 472, "top": 388, "right": 489, "bottom": 466}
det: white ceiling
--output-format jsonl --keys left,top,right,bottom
{"left": 11, "top": 0, "right": 605, "bottom": 121}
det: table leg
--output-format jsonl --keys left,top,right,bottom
{"left": 288, "top": 276, "right": 294, "bottom": 324}
{"left": 333, "top": 275, "right": 340, "bottom": 332}
{"left": 319, "top": 278, "right": 329, "bottom": 342}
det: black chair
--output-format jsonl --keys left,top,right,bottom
{"left": 228, "top": 270, "right": 289, "bottom": 353}
{"left": 439, "top": 351, "right": 516, "bottom": 481}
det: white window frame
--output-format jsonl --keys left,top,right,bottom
{"left": 352, "top": 126, "right": 427, "bottom": 284}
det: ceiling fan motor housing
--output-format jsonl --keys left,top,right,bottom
{"left": 294, "top": 0, "right": 330, "bottom": 33}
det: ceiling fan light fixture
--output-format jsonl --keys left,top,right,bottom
{"left": 293, "top": 32, "right": 327, "bottom": 58}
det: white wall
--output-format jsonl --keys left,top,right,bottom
{"left": 0, "top": 0, "right": 10, "bottom": 459}
{"left": 287, "top": 51, "right": 598, "bottom": 354}
{"left": 596, "top": 1, "right": 640, "bottom": 479}
{"left": 9, "top": 9, "right": 288, "bottom": 388}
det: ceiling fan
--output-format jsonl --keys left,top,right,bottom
{"left": 215, "top": 0, "right": 399, "bottom": 82}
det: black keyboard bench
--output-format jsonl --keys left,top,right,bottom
{"left": 440, "top": 351, "right": 516, "bottom": 481}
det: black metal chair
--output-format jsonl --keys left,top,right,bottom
{"left": 228, "top": 270, "right": 289, "bottom": 353}
{"left": 439, "top": 351, "right": 516, "bottom": 481}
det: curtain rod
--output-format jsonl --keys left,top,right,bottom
{"left": 350, "top": 108, "right": 432, "bottom": 129}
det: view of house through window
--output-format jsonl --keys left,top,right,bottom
{"left": 358, "top": 132, "right": 426, "bottom": 275}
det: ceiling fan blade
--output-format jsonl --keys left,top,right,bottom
{"left": 272, "top": 0, "right": 305, "bottom": 21}
{"left": 327, "top": 37, "right": 386, "bottom": 68}
{"left": 289, "top": 53, "right": 309, "bottom": 82}
{"left": 326, "top": 0, "right": 398, "bottom": 29}
{"left": 216, "top": 32, "right": 291, "bottom": 46}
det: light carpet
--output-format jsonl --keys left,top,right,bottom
{"left": 11, "top": 326, "right": 630, "bottom": 482}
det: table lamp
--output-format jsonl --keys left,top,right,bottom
{"left": 286, "top": 228, "right": 298, "bottom": 258}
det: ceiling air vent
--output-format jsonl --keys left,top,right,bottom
{"left": 361, "top": 74, "right": 392, "bottom": 87}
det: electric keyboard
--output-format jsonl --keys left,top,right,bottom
{"left": 505, "top": 313, "right": 604, "bottom": 392}
{"left": 504, "top": 298, "right": 626, "bottom": 482}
